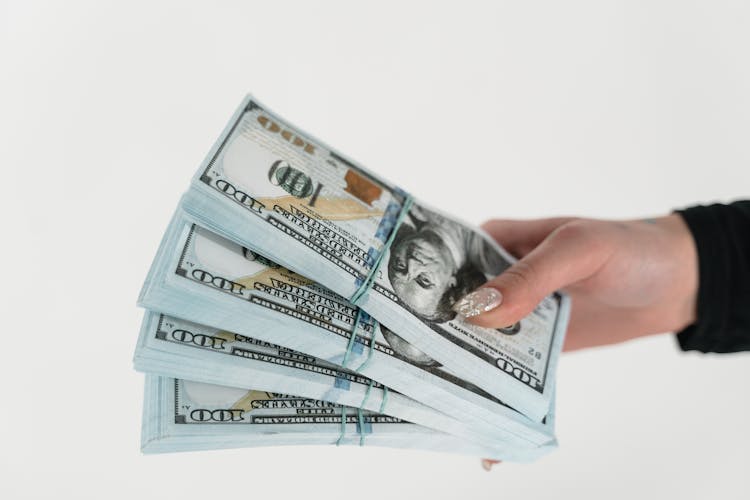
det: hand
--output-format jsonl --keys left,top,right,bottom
{"left": 474, "top": 215, "right": 698, "bottom": 470}
{"left": 481, "top": 458, "right": 501, "bottom": 471}
{"left": 456, "top": 215, "right": 698, "bottom": 351}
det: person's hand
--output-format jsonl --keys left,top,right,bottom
{"left": 481, "top": 458, "right": 501, "bottom": 471}
{"left": 456, "top": 215, "right": 698, "bottom": 351}
{"left": 471, "top": 215, "right": 698, "bottom": 470}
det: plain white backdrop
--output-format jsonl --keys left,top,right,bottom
{"left": 1, "top": 1, "right": 748, "bottom": 499}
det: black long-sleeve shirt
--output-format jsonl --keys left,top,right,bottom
{"left": 675, "top": 201, "right": 750, "bottom": 353}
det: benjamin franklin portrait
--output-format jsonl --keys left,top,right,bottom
{"left": 386, "top": 204, "right": 510, "bottom": 323}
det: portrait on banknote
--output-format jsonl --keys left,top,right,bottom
{"left": 385, "top": 203, "right": 511, "bottom": 324}
{"left": 380, "top": 324, "right": 441, "bottom": 367}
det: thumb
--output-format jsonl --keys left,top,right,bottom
{"left": 455, "top": 220, "right": 612, "bottom": 329}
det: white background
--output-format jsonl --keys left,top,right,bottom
{"left": 1, "top": 1, "right": 749, "bottom": 499}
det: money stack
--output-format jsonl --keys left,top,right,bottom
{"left": 135, "top": 95, "right": 570, "bottom": 462}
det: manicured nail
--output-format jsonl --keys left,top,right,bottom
{"left": 481, "top": 459, "right": 495, "bottom": 471}
{"left": 453, "top": 288, "right": 502, "bottom": 318}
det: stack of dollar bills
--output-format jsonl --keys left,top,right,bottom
{"left": 135, "top": 95, "right": 570, "bottom": 462}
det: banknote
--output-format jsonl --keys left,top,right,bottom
{"left": 138, "top": 208, "right": 555, "bottom": 445}
{"left": 134, "top": 310, "right": 547, "bottom": 452}
{"left": 141, "top": 375, "right": 554, "bottom": 461}
{"left": 180, "top": 95, "right": 569, "bottom": 420}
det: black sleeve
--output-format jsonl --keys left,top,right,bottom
{"left": 674, "top": 200, "right": 750, "bottom": 353}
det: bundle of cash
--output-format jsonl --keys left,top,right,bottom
{"left": 142, "top": 376, "right": 555, "bottom": 461}
{"left": 135, "top": 95, "right": 570, "bottom": 461}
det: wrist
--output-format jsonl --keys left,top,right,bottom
{"left": 657, "top": 214, "right": 699, "bottom": 331}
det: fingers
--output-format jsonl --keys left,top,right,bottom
{"left": 481, "top": 217, "right": 576, "bottom": 258}
{"left": 456, "top": 220, "right": 614, "bottom": 329}
{"left": 481, "top": 458, "right": 501, "bottom": 471}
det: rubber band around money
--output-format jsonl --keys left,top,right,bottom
{"left": 379, "top": 386, "right": 389, "bottom": 414}
{"left": 335, "top": 304, "right": 388, "bottom": 446}
{"left": 357, "top": 381, "right": 375, "bottom": 446}
{"left": 350, "top": 195, "right": 414, "bottom": 305}
{"left": 341, "top": 308, "right": 378, "bottom": 373}
{"left": 354, "top": 323, "right": 377, "bottom": 373}
{"left": 336, "top": 194, "right": 410, "bottom": 439}
{"left": 335, "top": 405, "right": 347, "bottom": 446}
{"left": 336, "top": 380, "right": 378, "bottom": 447}
{"left": 341, "top": 308, "right": 367, "bottom": 369}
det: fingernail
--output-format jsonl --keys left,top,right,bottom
{"left": 453, "top": 288, "right": 502, "bottom": 318}
{"left": 481, "top": 459, "right": 494, "bottom": 471}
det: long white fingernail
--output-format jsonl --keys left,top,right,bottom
{"left": 453, "top": 288, "right": 503, "bottom": 318}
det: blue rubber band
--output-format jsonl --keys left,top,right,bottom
{"left": 335, "top": 405, "right": 347, "bottom": 446}
{"left": 357, "top": 381, "right": 375, "bottom": 446}
{"left": 341, "top": 308, "right": 366, "bottom": 369}
{"left": 356, "top": 408, "right": 365, "bottom": 446}
{"left": 336, "top": 308, "right": 383, "bottom": 446}
{"left": 350, "top": 196, "right": 414, "bottom": 305}
{"left": 356, "top": 408, "right": 368, "bottom": 447}
{"left": 361, "top": 380, "right": 375, "bottom": 406}
{"left": 354, "top": 320, "right": 378, "bottom": 373}
{"left": 379, "top": 386, "right": 389, "bottom": 414}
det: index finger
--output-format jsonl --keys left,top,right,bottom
{"left": 481, "top": 217, "right": 576, "bottom": 258}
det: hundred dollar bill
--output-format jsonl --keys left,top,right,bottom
{"left": 134, "top": 310, "right": 544, "bottom": 453}
{"left": 141, "top": 375, "right": 554, "bottom": 461}
{"left": 138, "top": 208, "right": 555, "bottom": 446}
{"left": 180, "top": 95, "right": 569, "bottom": 420}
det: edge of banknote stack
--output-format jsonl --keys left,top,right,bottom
{"left": 134, "top": 94, "right": 570, "bottom": 462}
